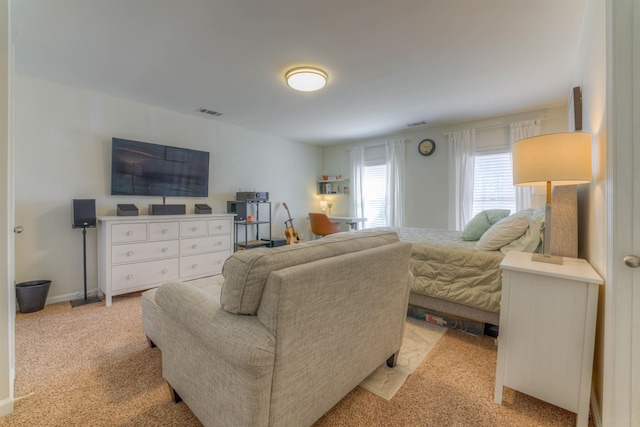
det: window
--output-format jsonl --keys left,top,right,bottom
{"left": 472, "top": 151, "right": 516, "bottom": 216}
{"left": 363, "top": 164, "right": 387, "bottom": 228}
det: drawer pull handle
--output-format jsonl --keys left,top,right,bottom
{"left": 217, "top": 241, "right": 222, "bottom": 245}
{"left": 162, "top": 269, "right": 168, "bottom": 274}
{"left": 127, "top": 274, "right": 133, "bottom": 280}
{"left": 192, "top": 244, "right": 198, "bottom": 249}
{"left": 126, "top": 251, "right": 133, "bottom": 256}
{"left": 126, "top": 231, "right": 133, "bottom": 236}
{"left": 162, "top": 247, "right": 168, "bottom": 252}
{"left": 162, "top": 229, "right": 168, "bottom": 234}
{"left": 192, "top": 264, "right": 198, "bottom": 269}
{"left": 192, "top": 227, "right": 198, "bottom": 231}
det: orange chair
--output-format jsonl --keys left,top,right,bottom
{"left": 308, "top": 213, "right": 342, "bottom": 237}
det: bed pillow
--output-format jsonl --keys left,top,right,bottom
{"left": 461, "top": 209, "right": 511, "bottom": 241}
{"left": 475, "top": 212, "right": 530, "bottom": 251}
{"left": 500, "top": 207, "right": 546, "bottom": 254}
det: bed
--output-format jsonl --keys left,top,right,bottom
{"left": 386, "top": 227, "right": 505, "bottom": 325}
{"left": 380, "top": 187, "right": 578, "bottom": 326}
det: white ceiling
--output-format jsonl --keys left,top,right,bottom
{"left": 11, "top": 0, "right": 587, "bottom": 145}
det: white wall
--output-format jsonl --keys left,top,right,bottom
{"left": 13, "top": 75, "right": 322, "bottom": 303}
{"left": 322, "top": 107, "right": 568, "bottom": 228}
{"left": 570, "top": 0, "right": 607, "bottom": 420}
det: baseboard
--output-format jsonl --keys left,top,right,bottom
{"left": 14, "top": 288, "right": 101, "bottom": 311}
{"left": 0, "top": 397, "right": 14, "bottom": 418}
{"left": 46, "top": 288, "right": 100, "bottom": 306}
{"left": 14, "top": 287, "right": 102, "bottom": 311}
{"left": 590, "top": 384, "right": 602, "bottom": 427}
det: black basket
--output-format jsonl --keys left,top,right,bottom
{"left": 16, "top": 280, "right": 51, "bottom": 313}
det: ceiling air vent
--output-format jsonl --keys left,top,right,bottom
{"left": 407, "top": 120, "right": 428, "bottom": 127}
{"left": 198, "top": 108, "right": 223, "bottom": 117}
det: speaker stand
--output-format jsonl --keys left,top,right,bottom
{"left": 71, "top": 225, "right": 101, "bottom": 307}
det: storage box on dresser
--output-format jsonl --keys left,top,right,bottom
{"left": 98, "top": 214, "right": 234, "bottom": 306}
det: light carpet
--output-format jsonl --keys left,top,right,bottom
{"left": 3, "top": 290, "right": 593, "bottom": 426}
{"left": 359, "top": 317, "right": 447, "bottom": 400}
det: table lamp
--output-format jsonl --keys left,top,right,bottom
{"left": 320, "top": 200, "right": 328, "bottom": 212}
{"left": 512, "top": 132, "right": 592, "bottom": 264}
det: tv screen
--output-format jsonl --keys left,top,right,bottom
{"left": 111, "top": 138, "right": 210, "bottom": 197}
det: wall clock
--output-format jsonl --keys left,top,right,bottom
{"left": 418, "top": 139, "right": 436, "bottom": 156}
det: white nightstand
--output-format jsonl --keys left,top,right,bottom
{"left": 494, "top": 250, "right": 603, "bottom": 427}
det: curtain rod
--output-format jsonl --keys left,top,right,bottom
{"left": 347, "top": 139, "right": 406, "bottom": 151}
{"left": 445, "top": 116, "right": 547, "bottom": 135}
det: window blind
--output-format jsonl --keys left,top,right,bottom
{"left": 472, "top": 152, "right": 516, "bottom": 216}
{"left": 363, "top": 164, "right": 387, "bottom": 228}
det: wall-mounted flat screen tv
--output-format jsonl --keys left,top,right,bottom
{"left": 111, "top": 138, "right": 210, "bottom": 197}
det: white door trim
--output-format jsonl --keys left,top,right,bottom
{"left": 603, "top": 0, "right": 638, "bottom": 425}
{"left": 0, "top": 0, "right": 13, "bottom": 417}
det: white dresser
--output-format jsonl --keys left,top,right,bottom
{"left": 98, "top": 214, "right": 234, "bottom": 306}
{"left": 494, "top": 250, "right": 603, "bottom": 427}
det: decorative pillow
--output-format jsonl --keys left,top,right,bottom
{"left": 475, "top": 212, "right": 530, "bottom": 251}
{"left": 461, "top": 209, "right": 511, "bottom": 241}
{"left": 500, "top": 208, "right": 546, "bottom": 254}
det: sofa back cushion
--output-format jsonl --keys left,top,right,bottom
{"left": 220, "top": 230, "right": 400, "bottom": 315}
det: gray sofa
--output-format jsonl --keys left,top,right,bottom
{"left": 141, "top": 230, "right": 413, "bottom": 427}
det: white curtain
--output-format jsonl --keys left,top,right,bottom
{"left": 510, "top": 120, "right": 541, "bottom": 210}
{"left": 385, "top": 139, "right": 405, "bottom": 227}
{"left": 348, "top": 145, "right": 365, "bottom": 219}
{"left": 448, "top": 129, "right": 475, "bottom": 230}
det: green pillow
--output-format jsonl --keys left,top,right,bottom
{"left": 461, "top": 209, "right": 511, "bottom": 241}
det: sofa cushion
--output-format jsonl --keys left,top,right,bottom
{"left": 141, "top": 275, "right": 225, "bottom": 349}
{"left": 220, "top": 230, "right": 400, "bottom": 315}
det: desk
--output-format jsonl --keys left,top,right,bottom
{"left": 328, "top": 216, "right": 367, "bottom": 230}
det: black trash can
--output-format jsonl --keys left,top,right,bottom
{"left": 16, "top": 280, "right": 51, "bottom": 313}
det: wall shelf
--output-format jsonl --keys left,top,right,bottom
{"left": 317, "top": 179, "right": 349, "bottom": 195}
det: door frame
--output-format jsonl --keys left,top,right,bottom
{"left": 0, "top": 0, "right": 14, "bottom": 417}
{"left": 603, "top": 0, "right": 638, "bottom": 425}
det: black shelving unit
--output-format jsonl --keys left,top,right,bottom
{"left": 229, "top": 201, "right": 272, "bottom": 251}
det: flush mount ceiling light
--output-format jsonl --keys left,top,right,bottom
{"left": 285, "top": 67, "right": 328, "bottom": 92}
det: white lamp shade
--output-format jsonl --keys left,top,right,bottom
{"left": 512, "top": 132, "right": 592, "bottom": 187}
{"left": 319, "top": 200, "right": 328, "bottom": 209}
{"left": 285, "top": 67, "right": 328, "bottom": 92}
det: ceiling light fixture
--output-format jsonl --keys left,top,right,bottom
{"left": 285, "top": 67, "right": 328, "bottom": 92}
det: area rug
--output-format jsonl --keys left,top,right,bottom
{"left": 359, "top": 316, "right": 447, "bottom": 400}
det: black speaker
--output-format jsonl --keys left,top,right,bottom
{"left": 148, "top": 204, "right": 186, "bottom": 215}
{"left": 72, "top": 199, "right": 96, "bottom": 229}
{"left": 117, "top": 204, "right": 138, "bottom": 216}
{"left": 226, "top": 201, "right": 247, "bottom": 220}
{"left": 195, "top": 204, "right": 212, "bottom": 214}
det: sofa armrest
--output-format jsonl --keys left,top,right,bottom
{"left": 155, "top": 281, "right": 275, "bottom": 367}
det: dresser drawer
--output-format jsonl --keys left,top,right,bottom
{"left": 111, "top": 240, "right": 179, "bottom": 264}
{"left": 181, "top": 236, "right": 231, "bottom": 256}
{"left": 149, "top": 221, "right": 180, "bottom": 240}
{"left": 180, "top": 251, "right": 229, "bottom": 279}
{"left": 111, "top": 223, "right": 148, "bottom": 243}
{"left": 208, "top": 219, "right": 232, "bottom": 235}
{"left": 111, "top": 258, "right": 179, "bottom": 292}
{"left": 181, "top": 220, "right": 208, "bottom": 238}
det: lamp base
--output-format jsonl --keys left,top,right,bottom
{"left": 531, "top": 253, "right": 563, "bottom": 265}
